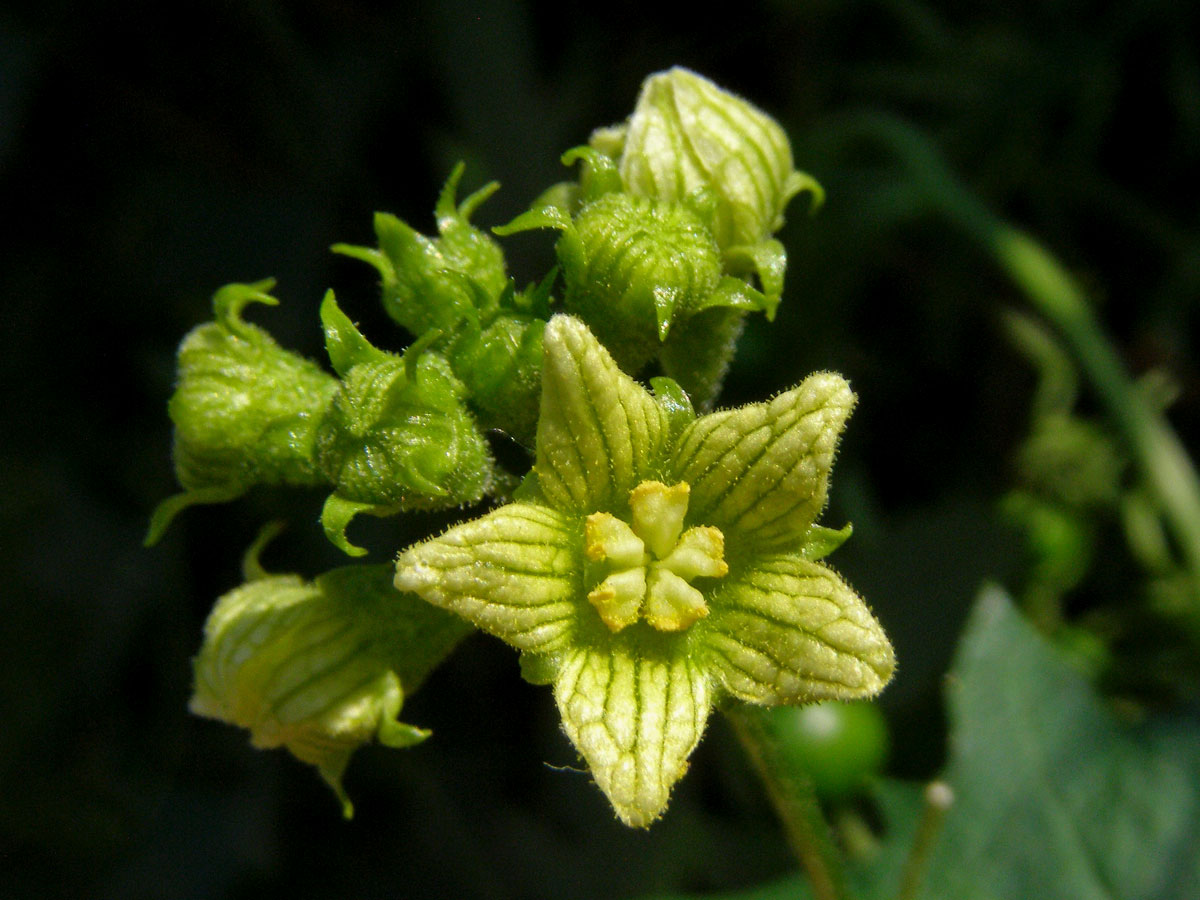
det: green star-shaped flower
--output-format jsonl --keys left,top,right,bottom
{"left": 395, "top": 315, "right": 894, "bottom": 826}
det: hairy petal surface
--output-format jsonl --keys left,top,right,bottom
{"left": 700, "top": 554, "right": 894, "bottom": 705}
{"left": 673, "top": 372, "right": 855, "bottom": 549}
{"left": 554, "top": 639, "right": 711, "bottom": 827}
{"left": 191, "top": 565, "right": 468, "bottom": 816}
{"left": 536, "top": 316, "right": 668, "bottom": 514}
{"left": 395, "top": 502, "right": 581, "bottom": 655}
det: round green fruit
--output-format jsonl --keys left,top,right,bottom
{"left": 769, "top": 701, "right": 889, "bottom": 801}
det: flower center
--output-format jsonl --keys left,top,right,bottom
{"left": 584, "top": 480, "right": 728, "bottom": 633}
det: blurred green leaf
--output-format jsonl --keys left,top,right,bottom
{"left": 644, "top": 586, "right": 1200, "bottom": 900}
{"left": 915, "top": 586, "right": 1200, "bottom": 900}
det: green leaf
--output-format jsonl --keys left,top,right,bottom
{"left": 700, "top": 553, "right": 895, "bottom": 705}
{"left": 535, "top": 316, "right": 669, "bottom": 515}
{"left": 673, "top": 372, "right": 856, "bottom": 549}
{"left": 190, "top": 564, "right": 471, "bottom": 818}
{"left": 906, "top": 586, "right": 1200, "bottom": 900}
{"left": 553, "top": 637, "right": 712, "bottom": 828}
{"left": 395, "top": 501, "right": 582, "bottom": 656}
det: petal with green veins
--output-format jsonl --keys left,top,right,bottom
{"left": 190, "top": 565, "right": 470, "bottom": 818}
{"left": 536, "top": 316, "right": 668, "bottom": 514}
{"left": 395, "top": 502, "right": 581, "bottom": 655}
{"left": 700, "top": 554, "right": 895, "bottom": 706}
{"left": 553, "top": 639, "right": 711, "bottom": 827}
{"left": 673, "top": 372, "right": 855, "bottom": 549}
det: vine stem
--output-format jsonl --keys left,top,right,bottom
{"left": 829, "top": 112, "right": 1200, "bottom": 607}
{"left": 724, "top": 704, "right": 849, "bottom": 900}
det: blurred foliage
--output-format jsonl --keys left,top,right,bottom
{"left": 1, "top": 1, "right": 1197, "bottom": 898}
{"left": 654, "top": 588, "right": 1200, "bottom": 900}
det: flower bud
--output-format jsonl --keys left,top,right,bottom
{"left": 313, "top": 292, "right": 493, "bottom": 554}
{"left": 604, "top": 67, "right": 813, "bottom": 253}
{"left": 333, "top": 163, "right": 508, "bottom": 338}
{"left": 147, "top": 281, "right": 339, "bottom": 545}
{"left": 448, "top": 313, "right": 546, "bottom": 445}
{"left": 191, "top": 563, "right": 470, "bottom": 817}
{"left": 169, "top": 282, "right": 338, "bottom": 491}
{"left": 558, "top": 193, "right": 724, "bottom": 371}
{"left": 315, "top": 352, "right": 491, "bottom": 509}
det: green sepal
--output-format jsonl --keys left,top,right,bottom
{"left": 492, "top": 204, "right": 572, "bottom": 238}
{"left": 518, "top": 652, "right": 559, "bottom": 686}
{"left": 190, "top": 562, "right": 472, "bottom": 818}
{"left": 650, "top": 376, "right": 696, "bottom": 442}
{"left": 560, "top": 145, "right": 623, "bottom": 202}
{"left": 241, "top": 519, "right": 288, "bottom": 580}
{"left": 692, "top": 275, "right": 772, "bottom": 317}
{"left": 145, "top": 485, "right": 246, "bottom": 546}
{"left": 802, "top": 522, "right": 854, "bottom": 560}
{"left": 320, "top": 493, "right": 397, "bottom": 558}
{"left": 724, "top": 238, "right": 788, "bottom": 319}
{"left": 212, "top": 278, "right": 280, "bottom": 335}
{"left": 320, "top": 290, "right": 388, "bottom": 378}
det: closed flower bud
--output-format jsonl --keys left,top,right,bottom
{"left": 191, "top": 562, "right": 471, "bottom": 817}
{"left": 605, "top": 67, "right": 813, "bottom": 253}
{"left": 448, "top": 312, "right": 546, "bottom": 446}
{"left": 559, "top": 192, "right": 724, "bottom": 370}
{"left": 333, "top": 163, "right": 508, "bottom": 338}
{"left": 314, "top": 292, "right": 493, "bottom": 555}
{"left": 316, "top": 352, "right": 491, "bottom": 508}
{"left": 147, "top": 281, "right": 338, "bottom": 545}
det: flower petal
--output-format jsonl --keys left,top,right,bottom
{"left": 554, "top": 639, "right": 712, "bottom": 827}
{"left": 673, "top": 372, "right": 854, "bottom": 549}
{"left": 395, "top": 502, "right": 581, "bottom": 655}
{"left": 191, "top": 565, "right": 469, "bottom": 817}
{"left": 701, "top": 553, "right": 894, "bottom": 705}
{"left": 536, "top": 316, "right": 668, "bottom": 514}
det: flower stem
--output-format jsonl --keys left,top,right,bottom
{"left": 724, "top": 704, "right": 849, "bottom": 900}
{"left": 895, "top": 781, "right": 954, "bottom": 900}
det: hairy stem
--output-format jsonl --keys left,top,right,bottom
{"left": 724, "top": 704, "right": 849, "bottom": 900}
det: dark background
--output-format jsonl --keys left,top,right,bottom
{"left": 2, "top": 1, "right": 1197, "bottom": 897}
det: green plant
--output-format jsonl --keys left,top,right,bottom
{"left": 148, "top": 67, "right": 1200, "bottom": 900}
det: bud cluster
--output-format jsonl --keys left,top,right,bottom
{"left": 148, "top": 70, "right": 875, "bottom": 826}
